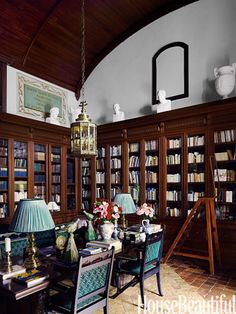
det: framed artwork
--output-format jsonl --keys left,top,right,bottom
{"left": 152, "top": 42, "right": 189, "bottom": 105}
{"left": 18, "top": 73, "right": 67, "bottom": 124}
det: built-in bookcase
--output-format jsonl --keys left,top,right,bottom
{"left": 128, "top": 142, "right": 140, "bottom": 205}
{"left": 96, "top": 147, "right": 106, "bottom": 199}
{"left": 214, "top": 129, "right": 236, "bottom": 220}
{"left": 110, "top": 145, "right": 122, "bottom": 200}
{"left": 166, "top": 136, "right": 182, "bottom": 217}
{"left": 14, "top": 141, "right": 28, "bottom": 209}
{"left": 34, "top": 144, "right": 47, "bottom": 200}
{"left": 50, "top": 146, "right": 61, "bottom": 208}
{"left": 82, "top": 158, "right": 91, "bottom": 210}
{"left": 187, "top": 134, "right": 205, "bottom": 214}
{"left": 67, "top": 152, "right": 76, "bottom": 210}
{"left": 145, "top": 139, "right": 159, "bottom": 214}
{"left": 0, "top": 139, "right": 8, "bottom": 218}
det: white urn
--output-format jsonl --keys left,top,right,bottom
{"left": 214, "top": 63, "right": 236, "bottom": 99}
{"left": 99, "top": 221, "right": 114, "bottom": 241}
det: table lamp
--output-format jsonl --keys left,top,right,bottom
{"left": 47, "top": 201, "right": 60, "bottom": 212}
{"left": 9, "top": 199, "right": 55, "bottom": 269}
{"left": 114, "top": 193, "right": 136, "bottom": 229}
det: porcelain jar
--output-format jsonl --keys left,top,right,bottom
{"left": 214, "top": 63, "right": 236, "bottom": 99}
{"left": 99, "top": 221, "right": 114, "bottom": 240}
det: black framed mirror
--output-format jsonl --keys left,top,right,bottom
{"left": 152, "top": 42, "right": 189, "bottom": 105}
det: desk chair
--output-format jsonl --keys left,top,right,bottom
{"left": 47, "top": 248, "right": 115, "bottom": 314}
{"left": 113, "top": 230, "right": 164, "bottom": 305}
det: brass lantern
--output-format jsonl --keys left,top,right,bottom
{"left": 71, "top": 101, "right": 97, "bottom": 157}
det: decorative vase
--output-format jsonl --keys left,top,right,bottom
{"left": 214, "top": 63, "right": 236, "bottom": 99}
{"left": 85, "top": 220, "right": 96, "bottom": 241}
{"left": 99, "top": 221, "right": 114, "bottom": 241}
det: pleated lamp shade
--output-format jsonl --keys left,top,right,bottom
{"left": 10, "top": 199, "right": 55, "bottom": 233}
{"left": 114, "top": 193, "right": 136, "bottom": 214}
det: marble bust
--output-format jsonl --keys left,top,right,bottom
{"left": 46, "top": 107, "right": 60, "bottom": 125}
{"left": 156, "top": 90, "right": 172, "bottom": 113}
{"left": 113, "top": 103, "right": 125, "bottom": 122}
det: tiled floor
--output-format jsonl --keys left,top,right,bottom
{"left": 167, "top": 256, "right": 236, "bottom": 301}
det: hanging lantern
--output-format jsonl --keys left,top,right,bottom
{"left": 70, "top": 0, "right": 97, "bottom": 157}
{"left": 71, "top": 101, "right": 97, "bottom": 157}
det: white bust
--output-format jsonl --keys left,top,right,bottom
{"left": 46, "top": 107, "right": 60, "bottom": 125}
{"left": 113, "top": 103, "right": 125, "bottom": 122}
{"left": 156, "top": 90, "right": 171, "bottom": 113}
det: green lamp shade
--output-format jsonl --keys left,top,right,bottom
{"left": 9, "top": 199, "right": 55, "bottom": 233}
{"left": 114, "top": 193, "right": 136, "bottom": 214}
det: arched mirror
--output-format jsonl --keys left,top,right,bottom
{"left": 152, "top": 42, "right": 189, "bottom": 105}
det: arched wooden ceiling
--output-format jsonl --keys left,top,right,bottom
{"left": 0, "top": 0, "right": 197, "bottom": 96}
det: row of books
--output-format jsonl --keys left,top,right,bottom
{"left": 97, "top": 147, "right": 105, "bottom": 158}
{"left": 187, "top": 136, "right": 204, "bottom": 147}
{"left": 167, "top": 173, "right": 181, "bottom": 183}
{"left": 14, "top": 181, "right": 27, "bottom": 190}
{"left": 187, "top": 191, "right": 204, "bottom": 202}
{"left": 82, "top": 189, "right": 91, "bottom": 197}
{"left": 97, "top": 159, "right": 105, "bottom": 170}
{"left": 35, "top": 174, "right": 46, "bottom": 182}
{"left": 34, "top": 144, "right": 45, "bottom": 152}
{"left": 51, "top": 154, "right": 61, "bottom": 163}
{"left": 82, "top": 200, "right": 90, "bottom": 210}
{"left": 168, "top": 139, "right": 181, "bottom": 149}
{"left": 0, "top": 147, "right": 7, "bottom": 156}
{"left": 216, "top": 205, "right": 233, "bottom": 220}
{"left": 166, "top": 207, "right": 181, "bottom": 217}
{"left": 129, "top": 170, "right": 140, "bottom": 184}
{"left": 111, "top": 172, "right": 121, "bottom": 184}
{"left": 215, "top": 188, "right": 236, "bottom": 203}
{"left": 67, "top": 185, "right": 75, "bottom": 194}
{"left": 145, "top": 140, "right": 158, "bottom": 151}
{"left": 34, "top": 185, "right": 46, "bottom": 195}
{"left": 166, "top": 190, "right": 181, "bottom": 201}
{"left": 82, "top": 176, "right": 91, "bottom": 184}
{"left": 96, "top": 187, "right": 106, "bottom": 199}
{"left": 52, "top": 164, "right": 61, "bottom": 172}
{"left": 214, "top": 129, "right": 235, "bottom": 143}
{"left": 34, "top": 163, "right": 45, "bottom": 172}
{"left": 34, "top": 151, "right": 45, "bottom": 161}
{"left": 0, "top": 204, "right": 8, "bottom": 218}
{"left": 146, "top": 155, "right": 158, "bottom": 166}
{"left": 14, "top": 144, "right": 27, "bottom": 158}
{"left": 129, "top": 143, "right": 139, "bottom": 153}
{"left": 52, "top": 175, "right": 60, "bottom": 183}
{"left": 82, "top": 168, "right": 90, "bottom": 176}
{"left": 14, "top": 191, "right": 27, "bottom": 201}
{"left": 145, "top": 171, "right": 158, "bottom": 183}
{"left": 146, "top": 187, "right": 157, "bottom": 200}
{"left": 0, "top": 158, "right": 7, "bottom": 166}
{"left": 0, "top": 168, "right": 7, "bottom": 176}
{"left": 188, "top": 152, "right": 204, "bottom": 163}
{"left": 214, "top": 169, "right": 235, "bottom": 182}
{"left": 96, "top": 172, "right": 105, "bottom": 184}
{"left": 128, "top": 186, "right": 139, "bottom": 201}
{"left": 166, "top": 154, "right": 181, "bottom": 165}
{"left": 0, "top": 192, "right": 7, "bottom": 202}
{"left": 111, "top": 158, "right": 121, "bottom": 169}
{"left": 14, "top": 169, "right": 27, "bottom": 177}
{"left": 215, "top": 150, "right": 236, "bottom": 161}
{"left": 110, "top": 145, "right": 122, "bottom": 156}
{"left": 129, "top": 156, "right": 139, "bottom": 167}
{"left": 188, "top": 172, "right": 205, "bottom": 183}
{"left": 0, "top": 139, "right": 8, "bottom": 147}
{"left": 111, "top": 187, "right": 121, "bottom": 199}
{"left": 14, "top": 159, "right": 27, "bottom": 168}
{"left": 0, "top": 181, "right": 7, "bottom": 189}
{"left": 52, "top": 185, "right": 60, "bottom": 193}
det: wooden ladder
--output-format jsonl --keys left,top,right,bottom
{"left": 163, "top": 197, "right": 221, "bottom": 274}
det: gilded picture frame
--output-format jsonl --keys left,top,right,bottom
{"left": 18, "top": 73, "right": 67, "bottom": 124}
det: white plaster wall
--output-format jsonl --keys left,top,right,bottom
{"left": 84, "top": 0, "right": 236, "bottom": 124}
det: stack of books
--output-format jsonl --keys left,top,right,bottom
{"left": 80, "top": 247, "right": 103, "bottom": 255}
{"left": 12, "top": 269, "right": 49, "bottom": 287}
{"left": 86, "top": 239, "right": 122, "bottom": 253}
{"left": 0, "top": 265, "right": 25, "bottom": 280}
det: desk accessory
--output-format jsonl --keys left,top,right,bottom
{"left": 80, "top": 246, "right": 103, "bottom": 255}
{"left": 0, "top": 264, "right": 26, "bottom": 280}
{"left": 9, "top": 199, "right": 55, "bottom": 269}
{"left": 12, "top": 268, "right": 49, "bottom": 287}
{"left": 87, "top": 239, "right": 122, "bottom": 253}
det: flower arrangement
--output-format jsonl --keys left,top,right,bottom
{"left": 93, "top": 200, "right": 122, "bottom": 224}
{"left": 136, "top": 203, "right": 155, "bottom": 220}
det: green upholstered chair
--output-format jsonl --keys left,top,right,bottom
{"left": 113, "top": 230, "right": 164, "bottom": 305}
{"left": 47, "top": 248, "right": 115, "bottom": 314}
